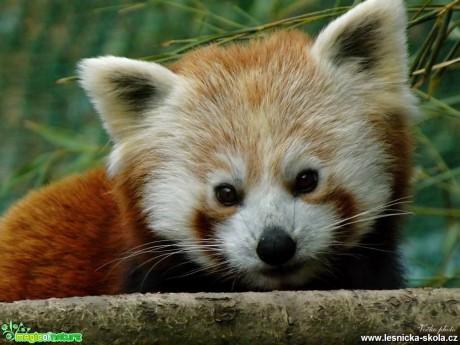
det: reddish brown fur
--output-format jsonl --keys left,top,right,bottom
{"left": 370, "top": 111, "right": 413, "bottom": 202}
{"left": 192, "top": 210, "right": 214, "bottom": 239}
{"left": 190, "top": 210, "right": 228, "bottom": 267}
{"left": 191, "top": 200, "right": 238, "bottom": 240}
{"left": 323, "top": 187, "right": 359, "bottom": 245}
{"left": 0, "top": 169, "right": 121, "bottom": 300}
{"left": 0, "top": 168, "right": 159, "bottom": 301}
{"left": 169, "top": 31, "right": 330, "bottom": 186}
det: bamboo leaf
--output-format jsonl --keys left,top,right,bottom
{"left": 25, "top": 121, "right": 98, "bottom": 152}
{"left": 1, "top": 153, "right": 57, "bottom": 195}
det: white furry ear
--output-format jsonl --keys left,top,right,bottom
{"left": 312, "top": 0, "right": 409, "bottom": 81}
{"left": 78, "top": 56, "right": 180, "bottom": 142}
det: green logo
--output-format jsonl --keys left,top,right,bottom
{"left": 1, "top": 321, "right": 82, "bottom": 343}
{"left": 1, "top": 321, "right": 31, "bottom": 341}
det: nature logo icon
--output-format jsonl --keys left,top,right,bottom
{"left": 1, "top": 321, "right": 31, "bottom": 341}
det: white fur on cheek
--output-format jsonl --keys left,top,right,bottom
{"left": 141, "top": 164, "right": 219, "bottom": 269}
{"left": 330, "top": 122, "right": 393, "bottom": 237}
{"left": 142, "top": 165, "right": 199, "bottom": 242}
{"left": 142, "top": 165, "right": 198, "bottom": 231}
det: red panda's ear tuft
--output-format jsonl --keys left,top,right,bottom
{"left": 78, "top": 56, "right": 180, "bottom": 142}
{"left": 312, "top": 0, "right": 408, "bottom": 82}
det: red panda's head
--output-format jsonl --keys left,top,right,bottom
{"left": 79, "top": 0, "right": 418, "bottom": 290}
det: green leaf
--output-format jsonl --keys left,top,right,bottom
{"left": 0, "top": 152, "right": 58, "bottom": 195}
{"left": 25, "top": 121, "right": 98, "bottom": 152}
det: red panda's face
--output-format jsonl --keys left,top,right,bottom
{"left": 138, "top": 70, "right": 397, "bottom": 289}
{"left": 79, "top": 0, "right": 417, "bottom": 290}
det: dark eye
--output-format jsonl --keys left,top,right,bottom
{"left": 215, "top": 184, "right": 240, "bottom": 206}
{"left": 294, "top": 169, "right": 319, "bottom": 195}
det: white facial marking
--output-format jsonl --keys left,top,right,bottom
{"left": 217, "top": 178, "right": 337, "bottom": 289}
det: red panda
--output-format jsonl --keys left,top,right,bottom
{"left": 0, "top": 0, "right": 418, "bottom": 302}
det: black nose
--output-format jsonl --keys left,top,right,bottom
{"left": 256, "top": 227, "right": 296, "bottom": 266}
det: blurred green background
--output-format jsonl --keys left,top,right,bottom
{"left": 0, "top": 0, "right": 459, "bottom": 287}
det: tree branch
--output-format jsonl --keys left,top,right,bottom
{"left": 0, "top": 289, "right": 459, "bottom": 344}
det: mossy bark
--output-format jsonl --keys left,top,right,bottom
{"left": 0, "top": 289, "right": 459, "bottom": 345}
